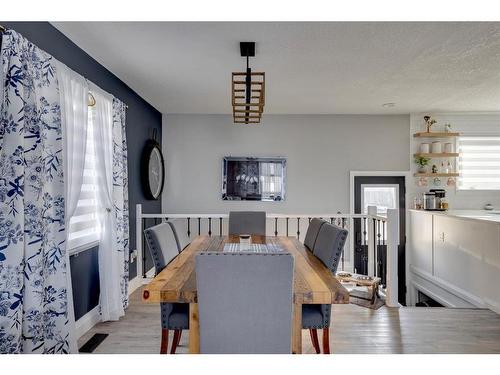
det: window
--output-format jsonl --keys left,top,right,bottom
{"left": 361, "top": 185, "right": 398, "bottom": 216}
{"left": 259, "top": 161, "right": 284, "bottom": 201}
{"left": 67, "top": 109, "right": 101, "bottom": 251}
{"left": 458, "top": 135, "right": 500, "bottom": 190}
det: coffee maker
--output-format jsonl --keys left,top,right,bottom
{"left": 424, "top": 189, "right": 447, "bottom": 211}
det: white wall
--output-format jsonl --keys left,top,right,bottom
{"left": 409, "top": 113, "right": 500, "bottom": 210}
{"left": 162, "top": 114, "right": 410, "bottom": 214}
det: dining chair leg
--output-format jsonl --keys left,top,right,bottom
{"left": 171, "top": 329, "right": 181, "bottom": 354}
{"left": 161, "top": 328, "right": 169, "bottom": 354}
{"left": 322, "top": 328, "right": 330, "bottom": 354}
{"left": 309, "top": 329, "right": 321, "bottom": 354}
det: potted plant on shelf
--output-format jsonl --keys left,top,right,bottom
{"left": 414, "top": 155, "right": 431, "bottom": 173}
{"left": 424, "top": 115, "right": 437, "bottom": 132}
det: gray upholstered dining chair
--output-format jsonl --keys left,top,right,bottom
{"left": 167, "top": 219, "right": 191, "bottom": 252}
{"left": 195, "top": 252, "right": 294, "bottom": 353}
{"left": 303, "top": 218, "right": 327, "bottom": 251}
{"left": 144, "top": 222, "right": 189, "bottom": 354}
{"left": 302, "top": 222, "right": 348, "bottom": 354}
{"left": 228, "top": 211, "right": 266, "bottom": 236}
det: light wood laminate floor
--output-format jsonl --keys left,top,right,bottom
{"left": 78, "top": 286, "right": 500, "bottom": 354}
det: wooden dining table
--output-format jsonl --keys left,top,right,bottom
{"left": 142, "top": 235, "right": 349, "bottom": 354}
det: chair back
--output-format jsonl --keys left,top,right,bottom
{"left": 313, "top": 223, "right": 348, "bottom": 273}
{"left": 167, "top": 219, "right": 191, "bottom": 252}
{"left": 303, "top": 218, "right": 326, "bottom": 251}
{"left": 228, "top": 211, "right": 266, "bottom": 236}
{"left": 144, "top": 223, "right": 179, "bottom": 274}
{"left": 195, "top": 252, "right": 294, "bottom": 354}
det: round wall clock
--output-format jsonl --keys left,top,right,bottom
{"left": 141, "top": 139, "right": 165, "bottom": 200}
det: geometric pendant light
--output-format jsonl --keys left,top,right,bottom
{"left": 232, "top": 42, "right": 265, "bottom": 124}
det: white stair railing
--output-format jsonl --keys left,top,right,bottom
{"left": 385, "top": 208, "right": 399, "bottom": 307}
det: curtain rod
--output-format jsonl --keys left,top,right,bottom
{"left": 0, "top": 24, "right": 129, "bottom": 109}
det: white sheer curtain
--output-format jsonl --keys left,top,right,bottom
{"left": 57, "top": 61, "right": 89, "bottom": 224}
{"left": 56, "top": 61, "right": 89, "bottom": 353}
{"left": 89, "top": 83, "right": 125, "bottom": 321}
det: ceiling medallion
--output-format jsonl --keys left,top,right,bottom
{"left": 232, "top": 42, "right": 265, "bottom": 124}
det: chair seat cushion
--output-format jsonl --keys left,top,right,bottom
{"left": 302, "top": 304, "right": 327, "bottom": 329}
{"left": 170, "top": 303, "right": 189, "bottom": 329}
{"left": 161, "top": 303, "right": 189, "bottom": 329}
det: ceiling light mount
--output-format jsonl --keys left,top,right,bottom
{"left": 240, "top": 42, "right": 255, "bottom": 58}
{"left": 232, "top": 42, "right": 265, "bottom": 124}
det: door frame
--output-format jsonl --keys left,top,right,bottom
{"left": 350, "top": 170, "right": 411, "bottom": 305}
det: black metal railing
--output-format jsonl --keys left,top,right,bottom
{"left": 139, "top": 214, "right": 358, "bottom": 278}
{"left": 373, "top": 217, "right": 387, "bottom": 287}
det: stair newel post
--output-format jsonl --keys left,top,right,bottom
{"left": 386, "top": 208, "right": 399, "bottom": 308}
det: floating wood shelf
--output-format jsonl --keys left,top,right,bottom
{"left": 413, "top": 173, "right": 459, "bottom": 177}
{"left": 414, "top": 153, "right": 459, "bottom": 158}
{"left": 413, "top": 132, "right": 460, "bottom": 138}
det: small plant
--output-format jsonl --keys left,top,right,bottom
{"left": 414, "top": 156, "right": 431, "bottom": 173}
{"left": 414, "top": 156, "right": 430, "bottom": 167}
{"left": 424, "top": 115, "right": 437, "bottom": 132}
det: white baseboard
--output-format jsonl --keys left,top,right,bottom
{"left": 76, "top": 267, "right": 157, "bottom": 339}
{"left": 484, "top": 298, "right": 500, "bottom": 315}
{"left": 128, "top": 267, "right": 155, "bottom": 295}
{"left": 145, "top": 267, "right": 155, "bottom": 279}
{"left": 75, "top": 305, "right": 101, "bottom": 339}
{"left": 128, "top": 276, "right": 143, "bottom": 295}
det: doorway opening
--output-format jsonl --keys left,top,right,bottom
{"left": 352, "top": 174, "right": 407, "bottom": 305}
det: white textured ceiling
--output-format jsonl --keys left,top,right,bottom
{"left": 52, "top": 22, "right": 500, "bottom": 114}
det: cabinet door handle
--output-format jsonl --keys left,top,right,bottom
{"left": 440, "top": 232, "right": 445, "bottom": 242}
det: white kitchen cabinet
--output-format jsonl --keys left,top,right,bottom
{"left": 409, "top": 210, "right": 500, "bottom": 312}
{"left": 433, "top": 215, "right": 486, "bottom": 302}
{"left": 409, "top": 210, "right": 433, "bottom": 275}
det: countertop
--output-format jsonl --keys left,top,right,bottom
{"left": 409, "top": 209, "right": 500, "bottom": 224}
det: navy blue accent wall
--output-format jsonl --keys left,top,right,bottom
{"left": 70, "top": 247, "right": 100, "bottom": 320}
{"left": 1, "top": 22, "right": 162, "bottom": 316}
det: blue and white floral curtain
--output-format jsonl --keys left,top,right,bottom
{"left": 0, "top": 29, "right": 130, "bottom": 353}
{"left": 112, "top": 99, "right": 129, "bottom": 311}
{"left": 0, "top": 30, "right": 75, "bottom": 353}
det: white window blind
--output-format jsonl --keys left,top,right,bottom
{"left": 68, "top": 109, "right": 101, "bottom": 250}
{"left": 458, "top": 135, "right": 500, "bottom": 190}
